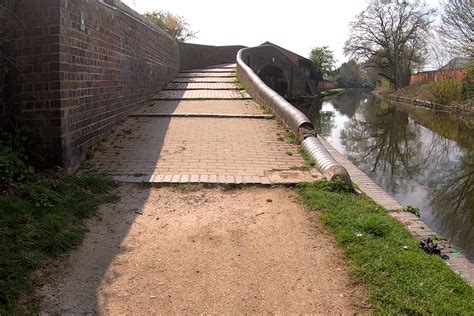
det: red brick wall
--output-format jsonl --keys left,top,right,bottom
{"left": 317, "top": 80, "right": 337, "bottom": 90}
{"left": 410, "top": 69, "right": 466, "bottom": 85}
{"left": 11, "top": 0, "right": 179, "bottom": 167}
{"left": 179, "top": 43, "right": 245, "bottom": 70}
{"left": 11, "top": 0, "right": 63, "bottom": 163}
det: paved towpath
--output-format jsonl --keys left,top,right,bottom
{"left": 92, "top": 63, "right": 319, "bottom": 184}
{"left": 40, "top": 65, "right": 367, "bottom": 314}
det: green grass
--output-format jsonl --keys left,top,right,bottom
{"left": 232, "top": 79, "right": 246, "bottom": 91}
{"left": 81, "top": 138, "right": 108, "bottom": 170}
{"left": 0, "top": 174, "right": 119, "bottom": 314}
{"left": 297, "top": 180, "right": 474, "bottom": 314}
{"left": 283, "top": 130, "right": 300, "bottom": 145}
{"left": 299, "top": 148, "right": 316, "bottom": 169}
{"left": 262, "top": 106, "right": 273, "bottom": 115}
{"left": 430, "top": 78, "right": 464, "bottom": 105}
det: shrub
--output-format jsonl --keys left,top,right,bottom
{"left": 0, "top": 128, "right": 34, "bottom": 185}
{"left": 430, "top": 78, "right": 464, "bottom": 105}
{"left": 463, "top": 58, "right": 474, "bottom": 100}
{"left": 0, "top": 145, "right": 33, "bottom": 184}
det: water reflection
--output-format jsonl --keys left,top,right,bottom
{"left": 296, "top": 92, "right": 474, "bottom": 260}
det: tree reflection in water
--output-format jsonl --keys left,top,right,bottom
{"left": 340, "top": 96, "right": 421, "bottom": 193}
{"left": 294, "top": 98, "right": 335, "bottom": 137}
{"left": 302, "top": 92, "right": 474, "bottom": 259}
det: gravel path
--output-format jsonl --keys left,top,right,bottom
{"left": 39, "top": 184, "right": 366, "bottom": 314}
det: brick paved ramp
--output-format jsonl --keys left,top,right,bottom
{"left": 174, "top": 77, "right": 235, "bottom": 83}
{"left": 92, "top": 64, "right": 319, "bottom": 184}
{"left": 152, "top": 90, "right": 251, "bottom": 100}
{"left": 134, "top": 100, "right": 264, "bottom": 116}
{"left": 164, "top": 82, "right": 237, "bottom": 90}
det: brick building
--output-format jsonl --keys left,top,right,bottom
{"left": 410, "top": 57, "right": 469, "bottom": 85}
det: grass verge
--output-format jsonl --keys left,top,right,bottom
{"left": 232, "top": 79, "right": 246, "bottom": 91}
{"left": 298, "top": 180, "right": 474, "bottom": 314}
{"left": 0, "top": 173, "right": 119, "bottom": 314}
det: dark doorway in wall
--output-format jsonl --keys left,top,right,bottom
{"left": 258, "top": 65, "right": 288, "bottom": 97}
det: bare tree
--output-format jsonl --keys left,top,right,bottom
{"left": 144, "top": 10, "right": 197, "bottom": 42}
{"left": 344, "top": 0, "right": 435, "bottom": 89}
{"left": 428, "top": 33, "right": 453, "bottom": 71}
{"left": 438, "top": 0, "right": 474, "bottom": 57}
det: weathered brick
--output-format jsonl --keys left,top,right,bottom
{"left": 5, "top": 0, "right": 179, "bottom": 167}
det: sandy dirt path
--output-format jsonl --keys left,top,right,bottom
{"left": 40, "top": 184, "right": 365, "bottom": 314}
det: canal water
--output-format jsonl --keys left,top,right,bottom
{"left": 295, "top": 91, "right": 474, "bottom": 260}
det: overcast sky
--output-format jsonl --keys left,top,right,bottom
{"left": 122, "top": 0, "right": 441, "bottom": 65}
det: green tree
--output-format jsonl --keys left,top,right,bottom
{"left": 309, "top": 46, "right": 336, "bottom": 78}
{"left": 344, "top": 0, "right": 435, "bottom": 89}
{"left": 336, "top": 60, "right": 362, "bottom": 88}
{"left": 143, "top": 10, "right": 197, "bottom": 42}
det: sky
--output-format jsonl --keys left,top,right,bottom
{"left": 122, "top": 0, "right": 441, "bottom": 66}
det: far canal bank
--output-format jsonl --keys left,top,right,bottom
{"left": 295, "top": 91, "right": 474, "bottom": 261}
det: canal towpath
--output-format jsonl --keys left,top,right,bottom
{"left": 38, "top": 64, "right": 367, "bottom": 313}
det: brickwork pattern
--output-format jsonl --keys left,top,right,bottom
{"left": 135, "top": 100, "right": 263, "bottom": 115}
{"left": 92, "top": 117, "right": 304, "bottom": 179}
{"left": 11, "top": 0, "right": 63, "bottom": 162}
{"left": 181, "top": 68, "right": 236, "bottom": 73}
{"left": 173, "top": 77, "right": 236, "bottom": 83}
{"left": 176, "top": 72, "right": 235, "bottom": 78}
{"left": 10, "top": 0, "right": 178, "bottom": 167}
{"left": 58, "top": 0, "right": 178, "bottom": 167}
{"left": 165, "top": 83, "right": 237, "bottom": 90}
{"left": 178, "top": 43, "right": 243, "bottom": 70}
{"left": 152, "top": 90, "right": 251, "bottom": 100}
{"left": 91, "top": 63, "right": 312, "bottom": 185}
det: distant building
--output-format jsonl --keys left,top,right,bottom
{"left": 410, "top": 57, "right": 469, "bottom": 85}
{"left": 260, "top": 41, "right": 318, "bottom": 81}
{"left": 260, "top": 41, "right": 335, "bottom": 91}
{"left": 440, "top": 57, "right": 470, "bottom": 71}
{"left": 317, "top": 77, "right": 337, "bottom": 90}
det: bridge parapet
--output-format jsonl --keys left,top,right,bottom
{"left": 236, "top": 48, "right": 314, "bottom": 136}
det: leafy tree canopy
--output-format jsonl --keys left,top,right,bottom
{"left": 309, "top": 46, "right": 336, "bottom": 78}
{"left": 144, "top": 10, "right": 197, "bottom": 42}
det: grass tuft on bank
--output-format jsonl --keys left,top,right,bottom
{"left": 0, "top": 174, "right": 119, "bottom": 314}
{"left": 298, "top": 180, "right": 474, "bottom": 314}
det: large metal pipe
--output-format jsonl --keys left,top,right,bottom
{"left": 302, "top": 137, "right": 350, "bottom": 182}
{"left": 236, "top": 48, "right": 313, "bottom": 136}
{"left": 236, "top": 47, "right": 351, "bottom": 184}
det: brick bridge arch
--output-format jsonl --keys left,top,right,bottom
{"left": 257, "top": 63, "right": 289, "bottom": 97}
{"left": 239, "top": 45, "right": 318, "bottom": 98}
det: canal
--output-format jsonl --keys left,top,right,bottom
{"left": 296, "top": 91, "right": 474, "bottom": 260}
